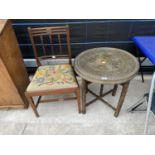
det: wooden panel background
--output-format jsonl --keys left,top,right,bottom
{"left": 0, "top": 20, "right": 29, "bottom": 108}
{"left": 0, "top": 58, "right": 24, "bottom": 107}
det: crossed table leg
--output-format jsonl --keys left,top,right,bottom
{"left": 81, "top": 79, "right": 130, "bottom": 117}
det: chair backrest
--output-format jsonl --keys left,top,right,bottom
{"left": 28, "top": 25, "right": 72, "bottom": 66}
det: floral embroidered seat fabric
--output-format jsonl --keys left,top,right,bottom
{"left": 27, "top": 64, "right": 78, "bottom": 92}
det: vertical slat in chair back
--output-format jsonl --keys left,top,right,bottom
{"left": 28, "top": 25, "right": 72, "bottom": 66}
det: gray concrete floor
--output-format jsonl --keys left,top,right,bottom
{"left": 0, "top": 75, "right": 155, "bottom": 135}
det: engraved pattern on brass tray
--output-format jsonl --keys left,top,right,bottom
{"left": 74, "top": 47, "right": 139, "bottom": 84}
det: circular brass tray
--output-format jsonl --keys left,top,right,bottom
{"left": 74, "top": 47, "right": 139, "bottom": 84}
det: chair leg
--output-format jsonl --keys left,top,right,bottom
{"left": 76, "top": 89, "right": 81, "bottom": 113}
{"left": 25, "top": 93, "right": 40, "bottom": 117}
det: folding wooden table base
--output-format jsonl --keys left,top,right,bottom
{"left": 81, "top": 79, "right": 130, "bottom": 117}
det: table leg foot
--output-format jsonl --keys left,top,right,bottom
{"left": 81, "top": 110, "right": 86, "bottom": 114}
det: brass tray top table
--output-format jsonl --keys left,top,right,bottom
{"left": 74, "top": 47, "right": 139, "bottom": 117}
